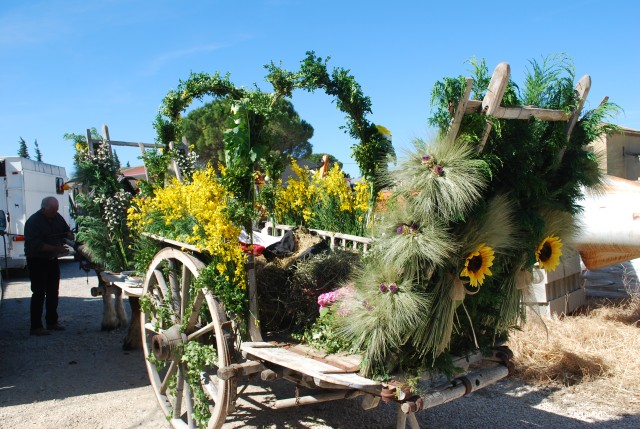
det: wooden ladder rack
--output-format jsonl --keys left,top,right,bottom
{"left": 446, "top": 62, "right": 592, "bottom": 151}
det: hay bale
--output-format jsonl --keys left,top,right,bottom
{"left": 508, "top": 298, "right": 640, "bottom": 413}
{"left": 256, "top": 228, "right": 360, "bottom": 334}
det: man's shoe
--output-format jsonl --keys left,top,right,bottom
{"left": 46, "top": 324, "right": 65, "bottom": 331}
{"left": 30, "top": 327, "right": 51, "bottom": 336}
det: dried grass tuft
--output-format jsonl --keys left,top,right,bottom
{"left": 256, "top": 229, "right": 359, "bottom": 334}
{"left": 508, "top": 297, "right": 640, "bottom": 413}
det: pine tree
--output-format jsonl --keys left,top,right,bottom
{"left": 113, "top": 150, "right": 121, "bottom": 168}
{"left": 34, "top": 139, "right": 43, "bottom": 161}
{"left": 17, "top": 137, "right": 30, "bottom": 159}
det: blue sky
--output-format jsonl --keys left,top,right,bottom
{"left": 1, "top": 0, "right": 638, "bottom": 178}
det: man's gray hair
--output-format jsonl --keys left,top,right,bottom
{"left": 41, "top": 196, "right": 58, "bottom": 209}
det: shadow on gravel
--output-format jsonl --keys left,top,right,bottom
{"left": 2, "top": 261, "right": 638, "bottom": 428}
{"left": 216, "top": 377, "right": 640, "bottom": 429}
{"left": 0, "top": 261, "right": 150, "bottom": 408}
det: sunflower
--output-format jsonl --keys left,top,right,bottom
{"left": 536, "top": 235, "right": 563, "bottom": 271}
{"left": 460, "top": 243, "right": 495, "bottom": 287}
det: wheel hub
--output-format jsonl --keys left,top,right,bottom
{"left": 151, "top": 324, "right": 185, "bottom": 361}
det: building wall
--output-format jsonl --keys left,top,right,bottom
{"left": 592, "top": 127, "right": 640, "bottom": 180}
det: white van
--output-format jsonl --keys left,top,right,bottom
{"left": 0, "top": 157, "right": 72, "bottom": 269}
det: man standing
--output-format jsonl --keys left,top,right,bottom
{"left": 24, "top": 196, "right": 73, "bottom": 336}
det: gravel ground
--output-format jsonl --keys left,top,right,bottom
{"left": 0, "top": 258, "right": 638, "bottom": 429}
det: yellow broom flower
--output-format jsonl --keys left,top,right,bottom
{"left": 536, "top": 235, "right": 563, "bottom": 271}
{"left": 460, "top": 243, "right": 495, "bottom": 287}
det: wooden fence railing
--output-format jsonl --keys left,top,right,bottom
{"left": 262, "top": 222, "right": 374, "bottom": 252}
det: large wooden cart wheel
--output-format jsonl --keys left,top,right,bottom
{"left": 141, "top": 247, "right": 235, "bottom": 429}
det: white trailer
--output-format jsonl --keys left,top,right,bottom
{"left": 0, "top": 157, "right": 72, "bottom": 269}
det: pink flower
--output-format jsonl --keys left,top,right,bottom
{"left": 318, "top": 291, "right": 339, "bottom": 309}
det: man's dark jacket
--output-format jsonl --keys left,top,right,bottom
{"left": 24, "top": 209, "right": 70, "bottom": 259}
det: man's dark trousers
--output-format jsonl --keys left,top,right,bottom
{"left": 28, "top": 258, "right": 60, "bottom": 330}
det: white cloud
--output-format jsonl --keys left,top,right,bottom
{"left": 143, "top": 43, "right": 227, "bottom": 75}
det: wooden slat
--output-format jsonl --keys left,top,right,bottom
{"left": 247, "top": 254, "right": 263, "bottom": 342}
{"left": 566, "top": 74, "right": 591, "bottom": 139}
{"left": 241, "top": 342, "right": 380, "bottom": 390}
{"left": 86, "top": 129, "right": 94, "bottom": 156}
{"left": 112, "top": 281, "right": 144, "bottom": 297}
{"left": 102, "top": 124, "right": 113, "bottom": 158}
{"left": 141, "top": 232, "right": 202, "bottom": 253}
{"left": 465, "top": 100, "right": 569, "bottom": 121}
{"left": 464, "top": 100, "right": 483, "bottom": 114}
{"left": 446, "top": 78, "right": 473, "bottom": 144}
{"left": 90, "top": 138, "right": 155, "bottom": 149}
{"left": 557, "top": 74, "right": 593, "bottom": 163}
{"left": 478, "top": 62, "right": 510, "bottom": 152}
{"left": 286, "top": 343, "right": 362, "bottom": 372}
{"left": 493, "top": 106, "right": 569, "bottom": 121}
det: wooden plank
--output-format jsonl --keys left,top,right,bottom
{"left": 241, "top": 342, "right": 380, "bottom": 390}
{"left": 465, "top": 100, "right": 569, "bottom": 121}
{"left": 566, "top": 74, "right": 591, "bottom": 139}
{"left": 464, "top": 100, "right": 483, "bottom": 114}
{"left": 90, "top": 139, "right": 156, "bottom": 149}
{"left": 286, "top": 343, "right": 362, "bottom": 372}
{"left": 482, "top": 63, "right": 510, "bottom": 116}
{"left": 274, "top": 390, "right": 357, "bottom": 409}
{"left": 141, "top": 232, "right": 202, "bottom": 253}
{"left": 112, "top": 281, "right": 144, "bottom": 297}
{"left": 168, "top": 141, "right": 184, "bottom": 183}
{"left": 493, "top": 106, "right": 569, "bottom": 121}
{"left": 102, "top": 124, "right": 113, "bottom": 158}
{"left": 247, "top": 254, "right": 264, "bottom": 342}
{"left": 86, "top": 129, "right": 94, "bottom": 156}
{"left": 478, "top": 62, "right": 510, "bottom": 152}
{"left": 446, "top": 78, "right": 473, "bottom": 144}
{"left": 137, "top": 143, "right": 150, "bottom": 181}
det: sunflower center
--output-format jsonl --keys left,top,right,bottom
{"left": 539, "top": 242, "right": 552, "bottom": 262}
{"left": 467, "top": 255, "right": 483, "bottom": 272}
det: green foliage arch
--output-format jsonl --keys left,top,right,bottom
{"left": 155, "top": 51, "right": 395, "bottom": 200}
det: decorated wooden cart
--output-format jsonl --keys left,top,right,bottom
{"left": 128, "top": 230, "right": 514, "bottom": 429}
{"left": 78, "top": 55, "right": 623, "bottom": 429}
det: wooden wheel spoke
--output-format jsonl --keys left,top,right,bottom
{"left": 180, "top": 263, "right": 192, "bottom": 318}
{"left": 153, "top": 269, "right": 169, "bottom": 300}
{"left": 183, "top": 378, "right": 196, "bottom": 428}
{"left": 186, "top": 320, "right": 218, "bottom": 342}
{"left": 185, "top": 290, "right": 205, "bottom": 333}
{"left": 173, "top": 364, "right": 185, "bottom": 419}
{"left": 154, "top": 268, "right": 178, "bottom": 324}
{"left": 168, "top": 259, "right": 181, "bottom": 316}
{"left": 201, "top": 371, "right": 220, "bottom": 405}
{"left": 144, "top": 322, "right": 161, "bottom": 335}
{"left": 160, "top": 360, "right": 178, "bottom": 395}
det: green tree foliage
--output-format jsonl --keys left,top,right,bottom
{"left": 34, "top": 139, "right": 43, "bottom": 161}
{"left": 181, "top": 98, "right": 313, "bottom": 169}
{"left": 17, "top": 137, "right": 30, "bottom": 159}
